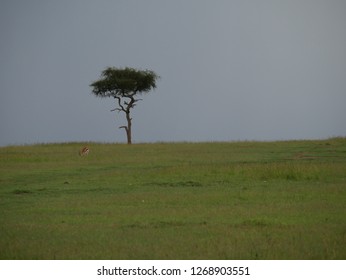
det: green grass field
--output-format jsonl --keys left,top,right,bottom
{"left": 0, "top": 138, "right": 345, "bottom": 259}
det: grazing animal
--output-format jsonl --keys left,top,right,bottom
{"left": 79, "top": 146, "right": 90, "bottom": 156}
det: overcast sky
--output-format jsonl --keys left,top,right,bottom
{"left": 1, "top": 0, "right": 345, "bottom": 146}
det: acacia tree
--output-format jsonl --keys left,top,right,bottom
{"left": 90, "top": 67, "right": 159, "bottom": 144}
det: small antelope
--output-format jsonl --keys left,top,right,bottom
{"left": 79, "top": 146, "right": 90, "bottom": 156}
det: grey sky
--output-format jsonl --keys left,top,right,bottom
{"left": 1, "top": 0, "right": 345, "bottom": 146}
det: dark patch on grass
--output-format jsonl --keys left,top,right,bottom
{"left": 237, "top": 219, "right": 279, "bottom": 228}
{"left": 150, "top": 180, "right": 203, "bottom": 188}
{"left": 12, "top": 189, "right": 33, "bottom": 195}
{"left": 123, "top": 220, "right": 207, "bottom": 229}
{"left": 63, "top": 187, "right": 114, "bottom": 195}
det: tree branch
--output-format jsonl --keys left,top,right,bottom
{"left": 114, "top": 96, "right": 126, "bottom": 112}
{"left": 112, "top": 95, "right": 141, "bottom": 112}
{"left": 119, "top": 126, "right": 128, "bottom": 132}
{"left": 110, "top": 108, "right": 122, "bottom": 112}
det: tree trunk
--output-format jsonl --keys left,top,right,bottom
{"left": 115, "top": 95, "right": 135, "bottom": 144}
{"left": 125, "top": 111, "right": 132, "bottom": 144}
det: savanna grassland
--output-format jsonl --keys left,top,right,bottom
{"left": 0, "top": 139, "right": 345, "bottom": 259}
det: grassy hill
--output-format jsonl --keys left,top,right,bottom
{"left": 0, "top": 138, "right": 345, "bottom": 259}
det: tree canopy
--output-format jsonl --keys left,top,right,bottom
{"left": 90, "top": 67, "right": 159, "bottom": 98}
